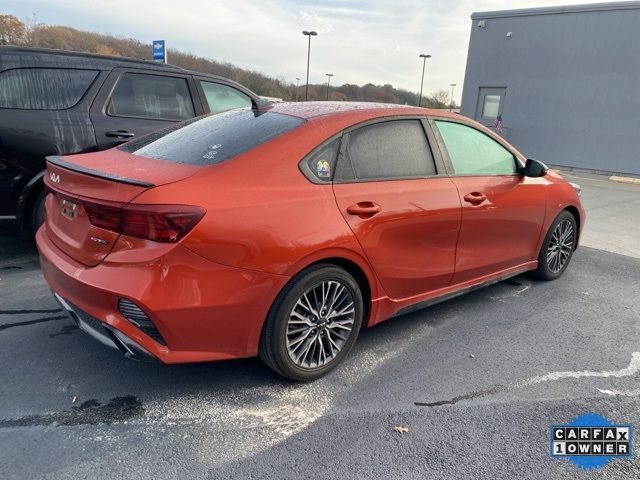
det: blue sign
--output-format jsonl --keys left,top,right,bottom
{"left": 152, "top": 40, "right": 165, "bottom": 62}
{"left": 550, "top": 412, "right": 632, "bottom": 469}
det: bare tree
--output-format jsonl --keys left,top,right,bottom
{"left": 429, "top": 89, "right": 450, "bottom": 109}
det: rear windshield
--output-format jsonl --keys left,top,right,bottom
{"left": 0, "top": 68, "right": 99, "bottom": 110}
{"left": 118, "top": 109, "right": 305, "bottom": 165}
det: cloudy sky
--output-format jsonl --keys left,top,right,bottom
{"left": 8, "top": 0, "right": 599, "bottom": 101}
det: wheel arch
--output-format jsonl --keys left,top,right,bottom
{"left": 562, "top": 205, "right": 581, "bottom": 249}
{"left": 17, "top": 169, "right": 46, "bottom": 230}
{"left": 281, "top": 249, "right": 379, "bottom": 327}
{"left": 304, "top": 257, "right": 372, "bottom": 325}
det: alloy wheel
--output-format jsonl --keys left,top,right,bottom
{"left": 286, "top": 280, "right": 355, "bottom": 369}
{"left": 546, "top": 219, "right": 574, "bottom": 273}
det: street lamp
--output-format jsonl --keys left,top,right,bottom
{"left": 295, "top": 77, "right": 300, "bottom": 101}
{"left": 449, "top": 83, "right": 457, "bottom": 112}
{"left": 325, "top": 73, "right": 334, "bottom": 101}
{"left": 418, "top": 53, "right": 431, "bottom": 107}
{"left": 302, "top": 31, "right": 318, "bottom": 101}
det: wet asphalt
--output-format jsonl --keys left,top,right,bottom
{"left": 1, "top": 174, "right": 639, "bottom": 479}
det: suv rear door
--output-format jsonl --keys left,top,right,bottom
{"left": 90, "top": 68, "right": 204, "bottom": 149}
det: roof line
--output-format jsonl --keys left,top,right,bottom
{"left": 471, "top": 1, "right": 640, "bottom": 20}
{"left": 0, "top": 45, "right": 184, "bottom": 70}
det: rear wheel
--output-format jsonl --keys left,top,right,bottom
{"left": 259, "top": 264, "right": 363, "bottom": 381}
{"left": 533, "top": 211, "right": 577, "bottom": 280}
{"left": 30, "top": 190, "right": 46, "bottom": 235}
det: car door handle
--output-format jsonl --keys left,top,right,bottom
{"left": 347, "top": 202, "right": 381, "bottom": 217}
{"left": 463, "top": 192, "right": 487, "bottom": 204}
{"left": 105, "top": 130, "right": 135, "bottom": 139}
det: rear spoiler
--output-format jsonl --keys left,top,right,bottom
{"left": 46, "top": 155, "right": 155, "bottom": 188}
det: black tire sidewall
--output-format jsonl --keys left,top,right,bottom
{"left": 31, "top": 190, "right": 46, "bottom": 234}
{"left": 261, "top": 265, "right": 363, "bottom": 381}
{"left": 536, "top": 211, "right": 577, "bottom": 280}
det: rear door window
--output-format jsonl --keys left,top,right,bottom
{"left": 0, "top": 68, "right": 99, "bottom": 110}
{"left": 107, "top": 73, "right": 195, "bottom": 121}
{"left": 118, "top": 109, "right": 304, "bottom": 165}
{"left": 341, "top": 120, "right": 436, "bottom": 181}
{"left": 200, "top": 81, "right": 252, "bottom": 113}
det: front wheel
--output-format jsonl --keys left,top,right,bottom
{"left": 259, "top": 264, "right": 363, "bottom": 381}
{"left": 533, "top": 211, "right": 577, "bottom": 280}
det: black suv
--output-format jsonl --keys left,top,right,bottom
{"left": 0, "top": 46, "right": 260, "bottom": 235}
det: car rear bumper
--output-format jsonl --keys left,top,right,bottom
{"left": 53, "top": 293, "right": 159, "bottom": 362}
{"left": 36, "top": 225, "right": 290, "bottom": 363}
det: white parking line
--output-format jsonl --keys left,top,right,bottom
{"left": 522, "top": 352, "right": 640, "bottom": 386}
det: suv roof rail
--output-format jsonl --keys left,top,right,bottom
{"left": 0, "top": 45, "right": 185, "bottom": 71}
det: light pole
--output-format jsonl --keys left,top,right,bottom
{"left": 418, "top": 53, "right": 431, "bottom": 107}
{"left": 302, "top": 31, "right": 317, "bottom": 101}
{"left": 449, "top": 83, "right": 457, "bottom": 112}
{"left": 295, "top": 77, "right": 300, "bottom": 101}
{"left": 325, "top": 73, "right": 334, "bottom": 100}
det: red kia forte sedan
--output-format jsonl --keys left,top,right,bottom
{"left": 36, "top": 102, "right": 585, "bottom": 381}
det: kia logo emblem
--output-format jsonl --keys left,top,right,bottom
{"left": 50, "top": 172, "right": 60, "bottom": 183}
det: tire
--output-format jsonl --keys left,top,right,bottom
{"left": 259, "top": 264, "right": 364, "bottom": 381}
{"left": 31, "top": 190, "right": 46, "bottom": 235}
{"left": 533, "top": 211, "right": 577, "bottom": 280}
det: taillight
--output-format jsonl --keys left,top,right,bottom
{"left": 84, "top": 202, "right": 122, "bottom": 231}
{"left": 49, "top": 188, "right": 205, "bottom": 243}
{"left": 120, "top": 204, "right": 206, "bottom": 243}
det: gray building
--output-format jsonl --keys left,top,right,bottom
{"left": 460, "top": 1, "right": 640, "bottom": 175}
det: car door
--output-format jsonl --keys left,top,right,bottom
{"left": 431, "top": 118, "right": 546, "bottom": 284}
{"left": 90, "top": 68, "right": 203, "bottom": 150}
{"left": 194, "top": 78, "right": 253, "bottom": 114}
{"left": 332, "top": 118, "right": 461, "bottom": 300}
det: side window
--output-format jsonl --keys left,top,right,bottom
{"left": 200, "top": 81, "right": 252, "bottom": 113}
{"left": 107, "top": 73, "right": 195, "bottom": 121}
{"left": 434, "top": 121, "right": 516, "bottom": 175}
{"left": 343, "top": 120, "right": 436, "bottom": 181}
{"left": 0, "top": 68, "right": 98, "bottom": 110}
{"left": 300, "top": 138, "right": 340, "bottom": 183}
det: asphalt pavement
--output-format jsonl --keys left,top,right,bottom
{"left": 1, "top": 171, "right": 639, "bottom": 479}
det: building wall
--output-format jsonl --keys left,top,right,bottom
{"left": 460, "top": 3, "right": 640, "bottom": 175}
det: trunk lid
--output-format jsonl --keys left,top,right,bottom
{"left": 44, "top": 150, "right": 200, "bottom": 267}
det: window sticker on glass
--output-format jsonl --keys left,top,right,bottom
{"left": 316, "top": 159, "right": 331, "bottom": 178}
{"left": 202, "top": 144, "right": 223, "bottom": 160}
{"left": 303, "top": 138, "right": 340, "bottom": 182}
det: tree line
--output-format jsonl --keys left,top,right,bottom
{"left": 0, "top": 13, "right": 456, "bottom": 108}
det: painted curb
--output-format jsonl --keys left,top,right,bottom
{"left": 609, "top": 176, "right": 640, "bottom": 185}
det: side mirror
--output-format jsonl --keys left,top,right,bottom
{"left": 523, "top": 158, "right": 548, "bottom": 178}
